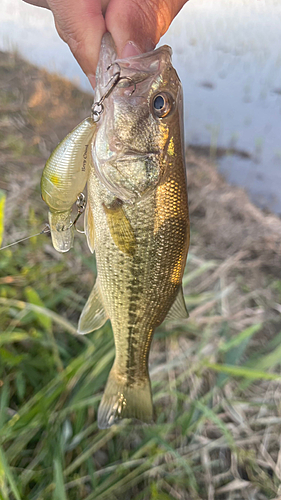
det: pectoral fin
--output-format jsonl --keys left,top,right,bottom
{"left": 103, "top": 199, "right": 136, "bottom": 256}
{"left": 77, "top": 279, "right": 108, "bottom": 334}
{"left": 165, "top": 285, "right": 189, "bottom": 321}
{"left": 84, "top": 203, "right": 95, "bottom": 253}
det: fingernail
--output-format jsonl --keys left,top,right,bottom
{"left": 88, "top": 74, "right": 96, "bottom": 89}
{"left": 122, "top": 41, "right": 142, "bottom": 59}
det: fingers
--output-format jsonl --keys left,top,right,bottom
{"left": 22, "top": 0, "right": 188, "bottom": 88}
{"left": 105, "top": 0, "right": 188, "bottom": 57}
{"left": 41, "top": 0, "right": 107, "bottom": 87}
{"left": 23, "top": 0, "right": 50, "bottom": 8}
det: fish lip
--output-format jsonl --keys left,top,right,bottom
{"left": 115, "top": 45, "right": 172, "bottom": 64}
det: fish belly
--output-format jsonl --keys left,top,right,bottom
{"left": 86, "top": 156, "right": 189, "bottom": 428}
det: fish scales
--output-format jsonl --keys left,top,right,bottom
{"left": 78, "top": 34, "right": 190, "bottom": 428}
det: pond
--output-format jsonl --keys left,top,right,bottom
{"left": 1, "top": 0, "right": 281, "bottom": 214}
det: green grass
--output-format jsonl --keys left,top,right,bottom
{"left": 1, "top": 51, "right": 281, "bottom": 499}
{"left": 0, "top": 232, "right": 280, "bottom": 499}
{"left": 0, "top": 190, "right": 5, "bottom": 247}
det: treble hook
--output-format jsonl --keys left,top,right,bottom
{"left": 107, "top": 63, "right": 136, "bottom": 96}
{"left": 62, "top": 192, "right": 86, "bottom": 234}
{"left": 91, "top": 67, "right": 120, "bottom": 121}
{"left": 72, "top": 193, "right": 86, "bottom": 233}
{"left": 99, "top": 70, "right": 121, "bottom": 104}
{"left": 118, "top": 76, "right": 136, "bottom": 96}
{"left": 91, "top": 62, "right": 136, "bottom": 121}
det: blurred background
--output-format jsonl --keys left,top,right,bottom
{"left": 0, "top": 1, "right": 281, "bottom": 499}
{"left": 1, "top": 0, "right": 281, "bottom": 214}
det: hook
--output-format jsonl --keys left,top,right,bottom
{"left": 107, "top": 61, "right": 121, "bottom": 73}
{"left": 73, "top": 193, "right": 86, "bottom": 234}
{"left": 91, "top": 67, "right": 120, "bottom": 121}
{"left": 107, "top": 63, "right": 136, "bottom": 95}
{"left": 62, "top": 193, "right": 86, "bottom": 233}
{"left": 91, "top": 62, "right": 136, "bottom": 121}
{"left": 100, "top": 70, "right": 121, "bottom": 104}
{"left": 118, "top": 76, "right": 136, "bottom": 96}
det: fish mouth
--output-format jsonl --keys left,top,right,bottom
{"left": 95, "top": 33, "right": 173, "bottom": 102}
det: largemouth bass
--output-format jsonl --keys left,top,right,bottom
{"left": 80, "top": 33, "right": 190, "bottom": 429}
{"left": 41, "top": 117, "right": 96, "bottom": 252}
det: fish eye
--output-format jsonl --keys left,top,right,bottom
{"left": 152, "top": 92, "right": 174, "bottom": 118}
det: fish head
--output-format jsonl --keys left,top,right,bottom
{"left": 93, "top": 33, "right": 184, "bottom": 202}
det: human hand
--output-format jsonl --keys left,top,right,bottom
{"left": 23, "top": 0, "right": 188, "bottom": 88}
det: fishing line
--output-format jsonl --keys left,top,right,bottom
{"left": 0, "top": 224, "right": 51, "bottom": 251}
{"left": 0, "top": 192, "right": 87, "bottom": 251}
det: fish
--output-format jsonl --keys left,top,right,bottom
{"left": 41, "top": 117, "right": 96, "bottom": 252}
{"left": 79, "top": 33, "right": 190, "bottom": 429}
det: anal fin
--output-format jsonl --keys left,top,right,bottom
{"left": 165, "top": 285, "right": 189, "bottom": 321}
{"left": 78, "top": 279, "right": 108, "bottom": 334}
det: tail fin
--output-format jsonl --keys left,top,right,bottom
{"left": 98, "top": 368, "right": 153, "bottom": 429}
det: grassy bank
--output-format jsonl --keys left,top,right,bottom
{"left": 0, "top": 51, "right": 281, "bottom": 500}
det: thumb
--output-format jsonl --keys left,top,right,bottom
{"left": 47, "top": 0, "right": 106, "bottom": 87}
{"left": 105, "top": 0, "right": 188, "bottom": 58}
